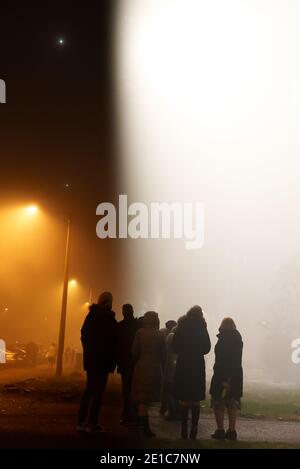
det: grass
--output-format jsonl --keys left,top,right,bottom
{"left": 240, "top": 386, "right": 300, "bottom": 420}
{"left": 198, "top": 383, "right": 300, "bottom": 421}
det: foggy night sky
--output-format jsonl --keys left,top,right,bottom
{"left": 0, "top": 2, "right": 115, "bottom": 196}
{"left": 0, "top": 2, "right": 122, "bottom": 345}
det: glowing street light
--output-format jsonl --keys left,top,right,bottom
{"left": 69, "top": 279, "right": 77, "bottom": 287}
{"left": 24, "top": 205, "right": 39, "bottom": 216}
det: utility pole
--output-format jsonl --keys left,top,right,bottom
{"left": 56, "top": 214, "right": 72, "bottom": 376}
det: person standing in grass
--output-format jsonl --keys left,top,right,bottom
{"left": 210, "top": 317, "right": 243, "bottom": 441}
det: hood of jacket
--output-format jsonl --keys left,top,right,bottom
{"left": 87, "top": 303, "right": 115, "bottom": 321}
{"left": 217, "top": 328, "right": 242, "bottom": 343}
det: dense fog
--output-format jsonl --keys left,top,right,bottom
{"left": 116, "top": 0, "right": 300, "bottom": 383}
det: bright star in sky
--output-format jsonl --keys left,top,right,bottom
{"left": 58, "top": 38, "right": 65, "bottom": 46}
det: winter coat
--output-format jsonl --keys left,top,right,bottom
{"left": 81, "top": 303, "right": 117, "bottom": 373}
{"left": 116, "top": 317, "right": 138, "bottom": 374}
{"left": 131, "top": 328, "right": 166, "bottom": 403}
{"left": 165, "top": 332, "right": 177, "bottom": 384}
{"left": 210, "top": 329, "right": 243, "bottom": 399}
{"left": 173, "top": 316, "right": 211, "bottom": 401}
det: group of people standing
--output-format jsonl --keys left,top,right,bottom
{"left": 78, "top": 291, "right": 243, "bottom": 441}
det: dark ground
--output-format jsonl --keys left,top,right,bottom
{"left": 0, "top": 367, "right": 300, "bottom": 449}
{"left": 0, "top": 368, "right": 134, "bottom": 449}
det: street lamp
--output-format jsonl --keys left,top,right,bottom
{"left": 22, "top": 204, "right": 72, "bottom": 377}
{"left": 56, "top": 214, "right": 72, "bottom": 377}
{"left": 24, "top": 205, "right": 39, "bottom": 216}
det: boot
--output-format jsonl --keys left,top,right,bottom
{"left": 138, "top": 416, "right": 156, "bottom": 438}
{"left": 180, "top": 406, "right": 189, "bottom": 439}
{"left": 190, "top": 405, "right": 200, "bottom": 440}
{"left": 226, "top": 429, "right": 237, "bottom": 441}
{"left": 211, "top": 429, "right": 226, "bottom": 440}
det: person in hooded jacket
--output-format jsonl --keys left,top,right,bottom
{"left": 77, "top": 291, "right": 117, "bottom": 433}
{"left": 210, "top": 317, "right": 243, "bottom": 441}
{"left": 173, "top": 306, "right": 211, "bottom": 440}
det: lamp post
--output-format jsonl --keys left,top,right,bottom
{"left": 56, "top": 214, "right": 72, "bottom": 377}
{"left": 23, "top": 204, "right": 73, "bottom": 377}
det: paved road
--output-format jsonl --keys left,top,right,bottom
{"left": 150, "top": 410, "right": 300, "bottom": 444}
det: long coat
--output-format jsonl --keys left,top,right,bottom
{"left": 210, "top": 329, "right": 243, "bottom": 399}
{"left": 131, "top": 328, "right": 166, "bottom": 403}
{"left": 116, "top": 317, "right": 138, "bottom": 374}
{"left": 173, "top": 316, "right": 211, "bottom": 401}
{"left": 81, "top": 304, "right": 117, "bottom": 373}
{"left": 165, "top": 332, "right": 177, "bottom": 384}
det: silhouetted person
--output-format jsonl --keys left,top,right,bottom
{"left": 78, "top": 291, "right": 117, "bottom": 433}
{"left": 136, "top": 315, "right": 144, "bottom": 329}
{"left": 173, "top": 306, "right": 211, "bottom": 440}
{"left": 210, "top": 317, "right": 243, "bottom": 441}
{"left": 47, "top": 343, "right": 57, "bottom": 369}
{"left": 131, "top": 311, "right": 166, "bottom": 437}
{"left": 164, "top": 319, "right": 185, "bottom": 421}
{"left": 26, "top": 341, "right": 38, "bottom": 367}
{"left": 64, "top": 346, "right": 72, "bottom": 367}
{"left": 159, "top": 320, "right": 177, "bottom": 416}
{"left": 160, "top": 320, "right": 177, "bottom": 339}
{"left": 117, "top": 303, "right": 138, "bottom": 424}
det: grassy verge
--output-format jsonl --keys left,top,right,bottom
{"left": 199, "top": 383, "right": 300, "bottom": 421}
